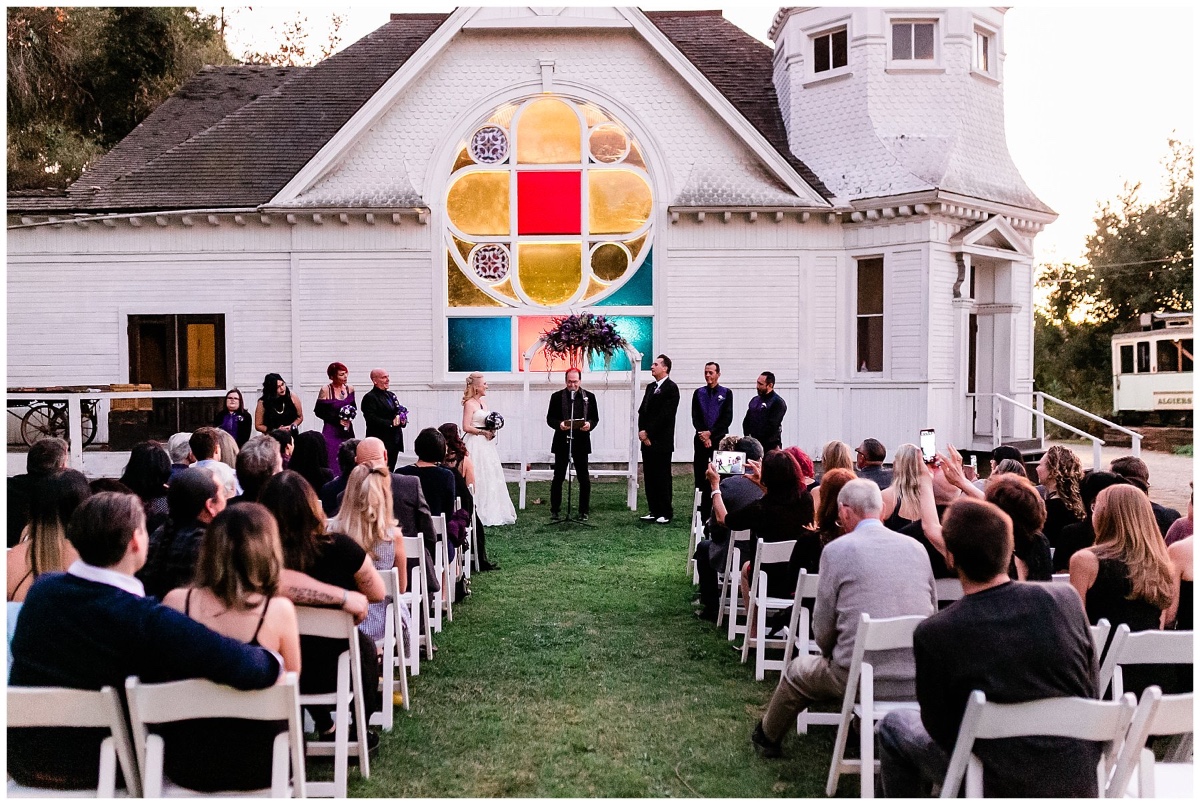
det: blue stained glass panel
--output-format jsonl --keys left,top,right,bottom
{"left": 587, "top": 316, "right": 652, "bottom": 371}
{"left": 596, "top": 247, "right": 653, "bottom": 307}
{"left": 448, "top": 317, "right": 512, "bottom": 372}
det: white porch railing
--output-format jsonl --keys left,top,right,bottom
{"left": 7, "top": 390, "right": 229, "bottom": 470}
{"left": 978, "top": 391, "right": 1142, "bottom": 470}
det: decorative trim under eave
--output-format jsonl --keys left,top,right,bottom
{"left": 8, "top": 207, "right": 430, "bottom": 230}
{"left": 667, "top": 207, "right": 843, "bottom": 224}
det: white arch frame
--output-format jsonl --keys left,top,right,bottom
{"left": 518, "top": 337, "right": 643, "bottom": 511}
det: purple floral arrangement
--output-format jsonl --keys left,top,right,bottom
{"left": 540, "top": 313, "right": 629, "bottom": 371}
{"left": 483, "top": 411, "right": 505, "bottom": 432}
{"left": 338, "top": 404, "right": 358, "bottom": 422}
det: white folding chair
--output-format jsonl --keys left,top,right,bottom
{"left": 370, "top": 567, "right": 411, "bottom": 730}
{"left": 717, "top": 529, "right": 752, "bottom": 640}
{"left": 7, "top": 685, "right": 141, "bottom": 798}
{"left": 431, "top": 513, "right": 453, "bottom": 628}
{"left": 1107, "top": 686, "right": 1193, "bottom": 798}
{"left": 1052, "top": 573, "right": 1071, "bottom": 583}
{"left": 741, "top": 538, "right": 798, "bottom": 680}
{"left": 1099, "top": 625, "right": 1193, "bottom": 700}
{"left": 1090, "top": 618, "right": 1111, "bottom": 663}
{"left": 468, "top": 484, "right": 482, "bottom": 574}
{"left": 785, "top": 570, "right": 842, "bottom": 735}
{"left": 825, "top": 614, "right": 927, "bottom": 798}
{"left": 401, "top": 534, "right": 433, "bottom": 669}
{"left": 455, "top": 495, "right": 473, "bottom": 582}
{"left": 124, "top": 674, "right": 306, "bottom": 798}
{"left": 295, "top": 607, "right": 371, "bottom": 798}
{"left": 686, "top": 487, "right": 703, "bottom": 583}
{"left": 939, "top": 690, "right": 1136, "bottom": 798}
{"left": 934, "top": 577, "right": 964, "bottom": 605}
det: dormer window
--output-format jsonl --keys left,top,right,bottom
{"left": 891, "top": 21, "right": 935, "bottom": 61}
{"left": 974, "top": 29, "right": 991, "bottom": 72}
{"left": 813, "top": 27, "right": 848, "bottom": 74}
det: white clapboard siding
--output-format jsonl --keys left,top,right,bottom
{"left": 928, "top": 245, "right": 960, "bottom": 381}
{"left": 887, "top": 247, "right": 925, "bottom": 379}
{"left": 811, "top": 255, "right": 840, "bottom": 382}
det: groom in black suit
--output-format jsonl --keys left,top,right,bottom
{"left": 547, "top": 368, "right": 599, "bottom": 521}
{"left": 637, "top": 354, "right": 680, "bottom": 523}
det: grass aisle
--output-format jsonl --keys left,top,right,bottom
{"left": 352, "top": 476, "right": 840, "bottom": 797}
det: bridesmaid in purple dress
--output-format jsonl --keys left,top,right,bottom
{"left": 314, "top": 362, "right": 357, "bottom": 478}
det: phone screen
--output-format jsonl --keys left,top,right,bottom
{"left": 920, "top": 429, "right": 936, "bottom": 463}
{"left": 713, "top": 450, "right": 746, "bottom": 475}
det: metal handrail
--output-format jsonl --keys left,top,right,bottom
{"left": 1035, "top": 392, "right": 1142, "bottom": 458}
{"left": 993, "top": 394, "right": 1106, "bottom": 469}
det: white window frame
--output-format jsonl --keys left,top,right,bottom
{"left": 887, "top": 16, "right": 942, "bottom": 71}
{"left": 853, "top": 255, "right": 886, "bottom": 375}
{"left": 811, "top": 25, "right": 849, "bottom": 77}
{"left": 801, "top": 15, "right": 852, "bottom": 85}
{"left": 971, "top": 18, "right": 1000, "bottom": 82}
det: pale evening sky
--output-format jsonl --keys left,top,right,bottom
{"left": 200, "top": 3, "right": 1195, "bottom": 268}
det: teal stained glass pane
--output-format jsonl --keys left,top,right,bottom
{"left": 448, "top": 317, "right": 512, "bottom": 372}
{"left": 596, "top": 248, "right": 653, "bottom": 307}
{"left": 587, "top": 316, "right": 652, "bottom": 371}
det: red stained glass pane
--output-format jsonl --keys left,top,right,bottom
{"left": 517, "top": 171, "right": 581, "bottom": 235}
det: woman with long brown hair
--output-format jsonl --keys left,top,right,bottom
{"left": 439, "top": 422, "right": 496, "bottom": 571}
{"left": 1036, "top": 444, "right": 1086, "bottom": 550}
{"left": 813, "top": 468, "right": 856, "bottom": 546}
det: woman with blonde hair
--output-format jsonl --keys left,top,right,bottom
{"left": 329, "top": 462, "right": 408, "bottom": 644}
{"left": 7, "top": 469, "right": 90, "bottom": 602}
{"left": 880, "top": 444, "right": 932, "bottom": 532}
{"left": 160, "top": 504, "right": 301, "bottom": 792}
{"left": 1070, "top": 484, "right": 1177, "bottom": 631}
{"left": 812, "top": 441, "right": 854, "bottom": 511}
{"left": 460, "top": 372, "right": 516, "bottom": 526}
{"left": 1036, "top": 444, "right": 1086, "bottom": 549}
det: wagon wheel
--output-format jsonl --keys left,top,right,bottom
{"left": 78, "top": 401, "right": 99, "bottom": 447}
{"left": 21, "top": 404, "right": 67, "bottom": 446}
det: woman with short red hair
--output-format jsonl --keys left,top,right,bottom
{"left": 315, "top": 361, "right": 357, "bottom": 478}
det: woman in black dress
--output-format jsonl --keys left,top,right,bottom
{"left": 438, "top": 422, "right": 496, "bottom": 571}
{"left": 986, "top": 474, "right": 1052, "bottom": 581}
{"left": 288, "top": 431, "right": 334, "bottom": 494}
{"left": 255, "top": 373, "right": 303, "bottom": 434}
{"left": 119, "top": 441, "right": 172, "bottom": 534}
{"left": 1036, "top": 445, "right": 1086, "bottom": 552}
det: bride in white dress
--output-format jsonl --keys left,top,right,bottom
{"left": 461, "top": 372, "right": 517, "bottom": 526}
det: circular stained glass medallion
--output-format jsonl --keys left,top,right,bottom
{"left": 589, "top": 124, "right": 630, "bottom": 164}
{"left": 471, "top": 244, "right": 511, "bottom": 282}
{"left": 469, "top": 125, "right": 509, "bottom": 164}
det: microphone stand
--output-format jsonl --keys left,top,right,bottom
{"left": 553, "top": 391, "right": 593, "bottom": 529}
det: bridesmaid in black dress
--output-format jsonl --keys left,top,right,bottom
{"left": 255, "top": 373, "right": 303, "bottom": 434}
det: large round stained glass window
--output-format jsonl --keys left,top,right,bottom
{"left": 446, "top": 97, "right": 653, "bottom": 309}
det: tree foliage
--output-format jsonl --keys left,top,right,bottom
{"left": 1034, "top": 139, "right": 1194, "bottom": 423}
{"left": 7, "top": 6, "right": 232, "bottom": 189}
{"left": 241, "top": 12, "right": 344, "bottom": 67}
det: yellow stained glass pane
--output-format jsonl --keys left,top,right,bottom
{"left": 488, "top": 103, "right": 519, "bottom": 128}
{"left": 517, "top": 98, "right": 581, "bottom": 164}
{"left": 448, "top": 254, "right": 504, "bottom": 308}
{"left": 581, "top": 103, "right": 609, "bottom": 127}
{"left": 589, "top": 171, "right": 652, "bottom": 235}
{"left": 622, "top": 233, "right": 648, "bottom": 261}
{"left": 447, "top": 172, "right": 510, "bottom": 236}
{"left": 583, "top": 276, "right": 609, "bottom": 302}
{"left": 625, "top": 143, "right": 646, "bottom": 171}
{"left": 518, "top": 243, "right": 581, "bottom": 306}
{"left": 452, "top": 146, "right": 472, "bottom": 172}
{"left": 589, "top": 124, "right": 628, "bottom": 163}
{"left": 591, "top": 243, "right": 628, "bottom": 282}
{"left": 452, "top": 236, "right": 475, "bottom": 265}
{"left": 493, "top": 277, "right": 518, "bottom": 301}
{"left": 186, "top": 324, "right": 217, "bottom": 388}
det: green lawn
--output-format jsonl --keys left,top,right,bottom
{"left": 345, "top": 475, "right": 846, "bottom": 797}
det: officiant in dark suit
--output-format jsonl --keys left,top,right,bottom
{"left": 637, "top": 354, "right": 680, "bottom": 524}
{"left": 361, "top": 368, "right": 407, "bottom": 471}
{"left": 547, "top": 367, "right": 599, "bottom": 521}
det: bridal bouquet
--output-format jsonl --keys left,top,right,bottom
{"left": 483, "top": 412, "right": 505, "bottom": 432}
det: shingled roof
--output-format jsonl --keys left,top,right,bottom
{"left": 8, "top": 9, "right": 833, "bottom": 215}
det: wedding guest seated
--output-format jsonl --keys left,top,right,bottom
{"left": 231, "top": 435, "right": 284, "bottom": 505}
{"left": 329, "top": 463, "right": 409, "bottom": 649}
{"left": 897, "top": 462, "right": 964, "bottom": 580}
{"left": 8, "top": 436, "right": 68, "bottom": 547}
{"left": 751, "top": 479, "right": 936, "bottom": 758}
{"left": 7, "top": 492, "right": 281, "bottom": 791}
{"left": 986, "top": 475, "right": 1052, "bottom": 581}
{"left": 190, "top": 427, "right": 240, "bottom": 499}
{"left": 268, "top": 428, "right": 295, "bottom": 469}
{"left": 1110, "top": 455, "right": 1182, "bottom": 536}
{"left": 320, "top": 439, "right": 361, "bottom": 517}
{"left": 289, "top": 431, "right": 334, "bottom": 494}
{"left": 1054, "top": 471, "right": 1128, "bottom": 571}
{"left": 396, "top": 428, "right": 457, "bottom": 518}
{"left": 812, "top": 441, "right": 853, "bottom": 508}
{"left": 8, "top": 469, "right": 90, "bottom": 602}
{"left": 166, "top": 432, "right": 193, "bottom": 484}
{"left": 119, "top": 441, "right": 172, "bottom": 533}
{"left": 1168, "top": 535, "right": 1192, "bottom": 630}
{"left": 855, "top": 437, "right": 893, "bottom": 488}
{"left": 1036, "top": 445, "right": 1086, "bottom": 552}
{"left": 160, "top": 504, "right": 301, "bottom": 792}
{"left": 692, "top": 435, "right": 764, "bottom": 621}
{"left": 138, "top": 467, "right": 227, "bottom": 599}
{"left": 877, "top": 498, "right": 1101, "bottom": 797}
{"left": 214, "top": 428, "right": 240, "bottom": 474}
{"left": 440, "top": 422, "right": 498, "bottom": 571}
{"left": 259, "top": 470, "right": 384, "bottom": 744}
{"left": 1165, "top": 483, "right": 1193, "bottom": 546}
{"left": 971, "top": 444, "right": 1025, "bottom": 491}
{"left": 812, "top": 468, "right": 856, "bottom": 547}
{"left": 880, "top": 444, "right": 929, "bottom": 532}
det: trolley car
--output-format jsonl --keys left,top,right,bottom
{"left": 1111, "top": 312, "right": 1193, "bottom": 425}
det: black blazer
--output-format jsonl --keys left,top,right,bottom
{"left": 637, "top": 377, "right": 679, "bottom": 452}
{"left": 361, "top": 386, "right": 405, "bottom": 453}
{"left": 546, "top": 389, "right": 599, "bottom": 455}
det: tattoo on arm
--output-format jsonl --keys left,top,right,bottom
{"left": 284, "top": 585, "right": 340, "bottom": 606}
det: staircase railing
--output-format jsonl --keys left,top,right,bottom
{"left": 992, "top": 394, "right": 1106, "bottom": 469}
{"left": 1035, "top": 391, "right": 1142, "bottom": 458}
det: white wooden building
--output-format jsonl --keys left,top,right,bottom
{"left": 7, "top": 6, "right": 1053, "bottom": 464}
